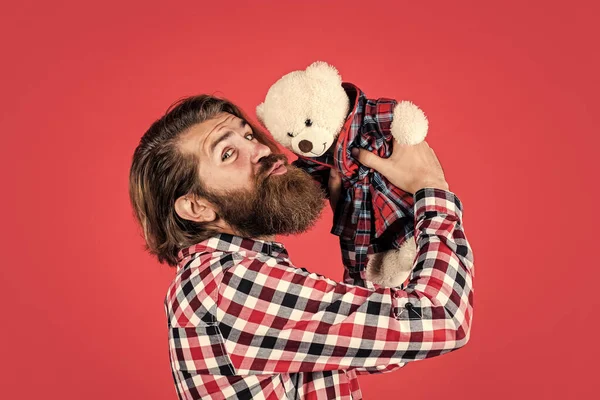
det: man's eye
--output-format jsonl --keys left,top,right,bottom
{"left": 245, "top": 133, "right": 254, "bottom": 140}
{"left": 222, "top": 149, "right": 233, "bottom": 161}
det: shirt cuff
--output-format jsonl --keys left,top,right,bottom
{"left": 413, "top": 187, "right": 463, "bottom": 221}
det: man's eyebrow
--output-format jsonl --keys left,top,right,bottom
{"left": 208, "top": 130, "right": 235, "bottom": 154}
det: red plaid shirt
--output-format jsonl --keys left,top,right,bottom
{"left": 164, "top": 188, "right": 474, "bottom": 399}
{"left": 292, "top": 82, "right": 415, "bottom": 288}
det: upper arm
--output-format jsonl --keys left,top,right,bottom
{"left": 216, "top": 255, "right": 467, "bottom": 374}
{"left": 216, "top": 257, "right": 401, "bottom": 374}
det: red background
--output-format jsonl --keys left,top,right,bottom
{"left": 1, "top": 0, "right": 598, "bottom": 398}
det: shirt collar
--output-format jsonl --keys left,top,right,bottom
{"left": 176, "top": 232, "right": 289, "bottom": 271}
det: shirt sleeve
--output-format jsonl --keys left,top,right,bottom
{"left": 215, "top": 188, "right": 474, "bottom": 375}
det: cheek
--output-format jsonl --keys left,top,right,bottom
{"left": 201, "top": 158, "right": 256, "bottom": 192}
{"left": 199, "top": 168, "right": 221, "bottom": 192}
{"left": 228, "top": 161, "right": 256, "bottom": 191}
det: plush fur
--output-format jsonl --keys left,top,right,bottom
{"left": 256, "top": 61, "right": 428, "bottom": 287}
{"left": 256, "top": 62, "right": 350, "bottom": 157}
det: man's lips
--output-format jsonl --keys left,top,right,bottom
{"left": 267, "top": 160, "right": 287, "bottom": 175}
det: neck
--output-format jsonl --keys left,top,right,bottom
{"left": 255, "top": 234, "right": 276, "bottom": 242}
{"left": 216, "top": 221, "right": 276, "bottom": 242}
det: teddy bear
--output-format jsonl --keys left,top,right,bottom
{"left": 256, "top": 61, "right": 429, "bottom": 288}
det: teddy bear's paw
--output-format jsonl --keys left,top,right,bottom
{"left": 390, "top": 101, "right": 428, "bottom": 146}
{"left": 366, "top": 240, "right": 417, "bottom": 287}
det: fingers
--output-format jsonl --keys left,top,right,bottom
{"left": 351, "top": 147, "right": 387, "bottom": 175}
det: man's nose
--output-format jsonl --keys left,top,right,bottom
{"left": 251, "top": 141, "right": 271, "bottom": 164}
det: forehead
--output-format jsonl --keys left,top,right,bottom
{"left": 186, "top": 112, "right": 239, "bottom": 140}
{"left": 178, "top": 112, "right": 241, "bottom": 154}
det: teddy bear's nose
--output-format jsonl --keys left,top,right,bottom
{"left": 298, "top": 140, "right": 313, "bottom": 153}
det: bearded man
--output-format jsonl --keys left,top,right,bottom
{"left": 129, "top": 94, "right": 474, "bottom": 400}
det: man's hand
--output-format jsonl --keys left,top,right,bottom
{"left": 351, "top": 141, "right": 450, "bottom": 193}
{"left": 328, "top": 168, "right": 342, "bottom": 213}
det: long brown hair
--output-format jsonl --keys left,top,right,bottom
{"left": 128, "top": 95, "right": 280, "bottom": 267}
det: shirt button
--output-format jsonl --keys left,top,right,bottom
{"left": 405, "top": 303, "right": 414, "bottom": 310}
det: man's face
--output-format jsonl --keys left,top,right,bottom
{"left": 178, "top": 112, "right": 326, "bottom": 237}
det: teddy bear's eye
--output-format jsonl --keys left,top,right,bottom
{"left": 305, "top": 119, "right": 313, "bottom": 127}
{"left": 287, "top": 132, "right": 294, "bottom": 137}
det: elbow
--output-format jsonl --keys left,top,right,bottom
{"left": 454, "top": 315, "right": 473, "bottom": 351}
{"left": 454, "top": 324, "right": 471, "bottom": 350}
{"left": 445, "top": 306, "right": 473, "bottom": 350}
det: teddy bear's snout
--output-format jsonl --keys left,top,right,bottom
{"left": 298, "top": 140, "right": 313, "bottom": 153}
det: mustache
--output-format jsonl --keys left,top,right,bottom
{"left": 257, "top": 153, "right": 289, "bottom": 179}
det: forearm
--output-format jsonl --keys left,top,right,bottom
{"left": 389, "top": 187, "right": 474, "bottom": 351}
{"left": 352, "top": 187, "right": 473, "bottom": 374}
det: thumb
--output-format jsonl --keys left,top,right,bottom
{"left": 351, "top": 147, "right": 387, "bottom": 173}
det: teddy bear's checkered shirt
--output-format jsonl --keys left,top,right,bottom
{"left": 164, "top": 188, "right": 474, "bottom": 399}
{"left": 292, "top": 82, "right": 420, "bottom": 289}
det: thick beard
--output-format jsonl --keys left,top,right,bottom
{"left": 204, "top": 154, "right": 326, "bottom": 238}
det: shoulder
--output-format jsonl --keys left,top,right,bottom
{"left": 164, "top": 251, "right": 244, "bottom": 327}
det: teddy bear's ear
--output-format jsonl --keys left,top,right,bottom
{"left": 256, "top": 102, "right": 265, "bottom": 125}
{"left": 305, "top": 61, "right": 342, "bottom": 85}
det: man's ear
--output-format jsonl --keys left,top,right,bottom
{"left": 174, "top": 194, "right": 217, "bottom": 223}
